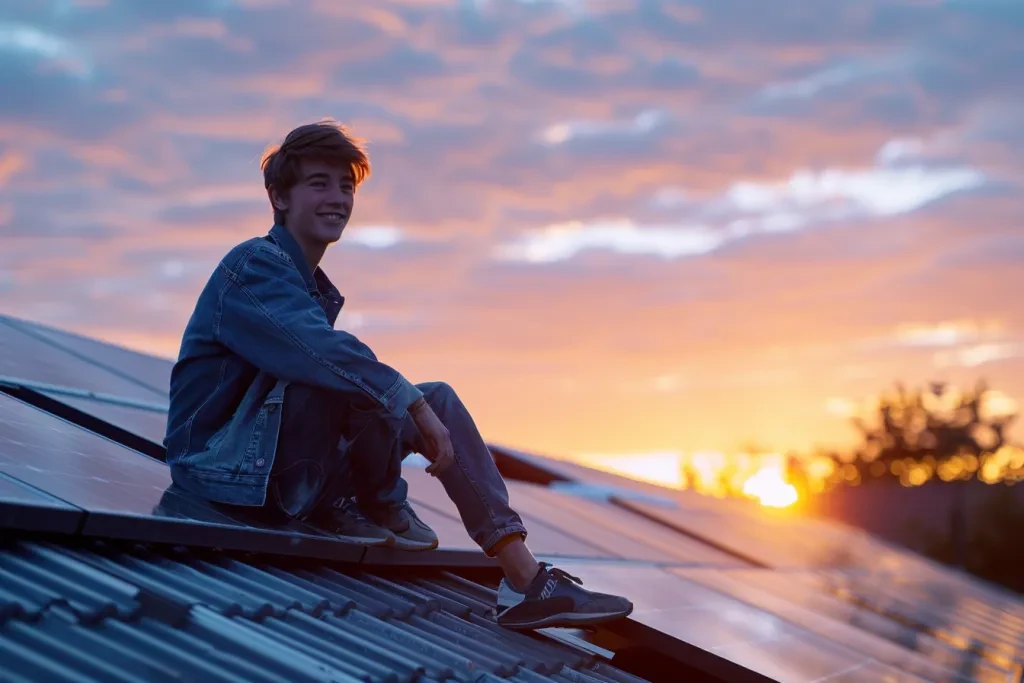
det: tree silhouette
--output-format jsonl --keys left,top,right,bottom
{"left": 835, "top": 379, "right": 1019, "bottom": 487}
{"left": 809, "top": 379, "right": 1022, "bottom": 570}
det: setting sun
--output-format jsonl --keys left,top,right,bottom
{"left": 742, "top": 466, "right": 799, "bottom": 508}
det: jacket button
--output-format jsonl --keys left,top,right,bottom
{"left": 256, "top": 458, "right": 265, "bottom": 467}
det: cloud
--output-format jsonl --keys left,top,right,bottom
{"left": 496, "top": 139, "right": 987, "bottom": 264}
{"left": 759, "top": 59, "right": 897, "bottom": 101}
{"left": 2, "top": 0, "right": 1024, "bottom": 458}
{"left": 344, "top": 226, "right": 403, "bottom": 249}
{"left": 539, "top": 108, "right": 670, "bottom": 145}
{"left": 495, "top": 219, "right": 723, "bottom": 262}
{"left": 0, "top": 21, "right": 91, "bottom": 78}
{"left": 723, "top": 164, "right": 985, "bottom": 218}
{"left": 935, "top": 343, "right": 1024, "bottom": 369}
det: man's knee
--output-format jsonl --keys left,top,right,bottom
{"left": 417, "top": 381, "right": 459, "bottom": 408}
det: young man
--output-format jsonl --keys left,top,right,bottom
{"left": 163, "top": 119, "right": 633, "bottom": 630}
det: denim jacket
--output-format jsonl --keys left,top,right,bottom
{"left": 163, "top": 224, "right": 423, "bottom": 506}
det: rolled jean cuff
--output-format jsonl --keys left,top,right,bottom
{"left": 480, "top": 524, "right": 529, "bottom": 557}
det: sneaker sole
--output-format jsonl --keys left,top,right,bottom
{"left": 497, "top": 606, "right": 633, "bottom": 631}
{"left": 331, "top": 531, "right": 396, "bottom": 547}
{"left": 392, "top": 535, "right": 440, "bottom": 552}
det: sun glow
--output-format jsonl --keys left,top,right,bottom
{"left": 577, "top": 450, "right": 802, "bottom": 509}
{"left": 741, "top": 466, "right": 799, "bottom": 508}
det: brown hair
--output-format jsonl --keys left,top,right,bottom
{"left": 260, "top": 119, "right": 371, "bottom": 225}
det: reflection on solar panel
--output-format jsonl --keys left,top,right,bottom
{"left": 554, "top": 561, "right": 925, "bottom": 682}
{"left": 4, "top": 312, "right": 1024, "bottom": 682}
{"left": 2, "top": 315, "right": 173, "bottom": 396}
{"left": 816, "top": 569, "right": 1024, "bottom": 678}
{"left": 678, "top": 568, "right": 1008, "bottom": 682}
{"left": 618, "top": 493, "right": 943, "bottom": 572}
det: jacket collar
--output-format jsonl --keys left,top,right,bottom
{"left": 267, "top": 224, "right": 345, "bottom": 317}
{"left": 268, "top": 224, "right": 317, "bottom": 293}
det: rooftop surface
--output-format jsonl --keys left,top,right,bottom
{"left": 1, "top": 312, "right": 1023, "bottom": 683}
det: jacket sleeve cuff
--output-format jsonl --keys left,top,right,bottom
{"left": 382, "top": 376, "right": 424, "bottom": 420}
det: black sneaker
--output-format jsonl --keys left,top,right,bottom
{"left": 495, "top": 563, "right": 633, "bottom": 630}
{"left": 310, "top": 497, "right": 395, "bottom": 547}
{"left": 365, "top": 501, "right": 439, "bottom": 552}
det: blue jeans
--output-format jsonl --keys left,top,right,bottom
{"left": 268, "top": 381, "right": 527, "bottom": 556}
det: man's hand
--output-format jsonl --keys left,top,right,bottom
{"left": 409, "top": 398, "right": 455, "bottom": 477}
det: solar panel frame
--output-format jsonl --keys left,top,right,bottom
{"left": 0, "top": 471, "right": 83, "bottom": 534}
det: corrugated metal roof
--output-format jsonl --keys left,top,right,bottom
{"left": 0, "top": 539, "right": 646, "bottom": 683}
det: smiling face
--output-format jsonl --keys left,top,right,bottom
{"left": 271, "top": 158, "right": 355, "bottom": 251}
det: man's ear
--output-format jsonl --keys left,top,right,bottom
{"left": 269, "top": 186, "right": 289, "bottom": 212}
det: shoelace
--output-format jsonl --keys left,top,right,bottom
{"left": 539, "top": 562, "right": 583, "bottom": 586}
{"left": 331, "top": 496, "right": 373, "bottom": 523}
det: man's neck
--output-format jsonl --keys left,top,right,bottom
{"left": 283, "top": 226, "right": 326, "bottom": 273}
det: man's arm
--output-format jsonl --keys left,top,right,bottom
{"left": 216, "top": 243, "right": 423, "bottom": 420}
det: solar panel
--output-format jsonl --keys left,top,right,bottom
{"left": 2, "top": 315, "right": 172, "bottom": 396}
{"left": 678, "top": 568, "right": 1009, "bottom": 683}
{"left": 816, "top": 568, "right": 1024, "bottom": 676}
{"left": 551, "top": 561, "right": 927, "bottom": 682}
{"left": 0, "top": 471, "right": 82, "bottom": 534}
{"left": 505, "top": 480, "right": 744, "bottom": 566}
{"left": 490, "top": 443, "right": 682, "bottom": 506}
{"left": 617, "top": 494, "right": 942, "bottom": 572}
{"left": 0, "top": 318, "right": 166, "bottom": 403}
{"left": 401, "top": 469, "right": 611, "bottom": 559}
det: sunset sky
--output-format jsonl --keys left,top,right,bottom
{"left": 2, "top": 0, "right": 1023, "bottom": 468}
